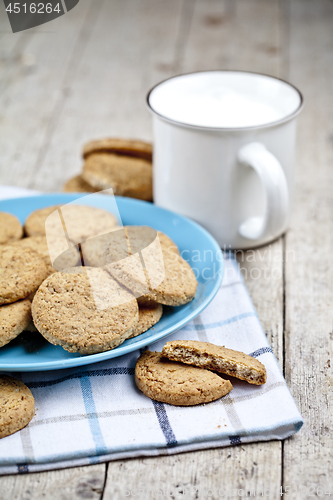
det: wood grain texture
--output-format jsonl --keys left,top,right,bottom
{"left": 0, "top": 0, "right": 330, "bottom": 498}
{"left": 0, "top": 1, "right": 25, "bottom": 63}
{"left": 183, "top": 0, "right": 283, "bottom": 75}
{"left": 0, "top": 1, "right": 286, "bottom": 498}
{"left": 105, "top": 445, "right": 281, "bottom": 500}
{"left": 103, "top": 0, "right": 286, "bottom": 497}
{"left": 31, "top": 0, "right": 185, "bottom": 191}
{"left": 283, "top": 0, "right": 333, "bottom": 496}
{"left": 0, "top": 465, "right": 105, "bottom": 500}
{"left": 236, "top": 240, "right": 284, "bottom": 367}
{"left": 0, "top": 0, "right": 95, "bottom": 189}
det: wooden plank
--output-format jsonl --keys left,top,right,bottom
{"left": 0, "top": 2, "right": 30, "bottom": 90}
{"left": 103, "top": 238, "right": 284, "bottom": 500}
{"left": 32, "top": 0, "right": 186, "bottom": 191}
{"left": 0, "top": 3, "right": 109, "bottom": 498}
{"left": 0, "top": 0, "right": 95, "bottom": 189}
{"left": 182, "top": 0, "right": 282, "bottom": 77}
{"left": 0, "top": 465, "right": 105, "bottom": 500}
{"left": 105, "top": 445, "right": 281, "bottom": 500}
{"left": 0, "top": 1, "right": 23, "bottom": 51}
{"left": 236, "top": 241, "right": 284, "bottom": 366}
{"left": 0, "top": 0, "right": 290, "bottom": 497}
{"left": 283, "top": 0, "right": 333, "bottom": 496}
{"left": 103, "top": 0, "right": 286, "bottom": 497}
{"left": 0, "top": 1, "right": 184, "bottom": 497}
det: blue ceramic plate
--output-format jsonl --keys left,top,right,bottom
{"left": 0, "top": 194, "right": 223, "bottom": 371}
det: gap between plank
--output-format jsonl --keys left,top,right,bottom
{"left": 281, "top": 232, "right": 287, "bottom": 496}
{"left": 279, "top": 0, "right": 291, "bottom": 494}
{"left": 100, "top": 462, "right": 108, "bottom": 500}
{"left": 173, "top": 0, "right": 196, "bottom": 72}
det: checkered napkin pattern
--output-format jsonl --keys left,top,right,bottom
{"left": 0, "top": 195, "right": 303, "bottom": 474}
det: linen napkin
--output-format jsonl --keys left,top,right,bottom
{"left": 0, "top": 186, "right": 303, "bottom": 475}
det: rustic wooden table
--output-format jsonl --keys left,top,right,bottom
{"left": 0, "top": 0, "right": 332, "bottom": 498}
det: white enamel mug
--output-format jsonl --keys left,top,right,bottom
{"left": 147, "top": 71, "right": 303, "bottom": 249}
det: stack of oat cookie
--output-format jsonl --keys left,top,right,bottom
{"left": 63, "top": 138, "right": 153, "bottom": 201}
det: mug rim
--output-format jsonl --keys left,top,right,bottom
{"left": 146, "top": 69, "right": 304, "bottom": 131}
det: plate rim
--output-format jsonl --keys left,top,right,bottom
{"left": 0, "top": 194, "right": 224, "bottom": 371}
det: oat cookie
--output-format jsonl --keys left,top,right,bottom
{"left": 80, "top": 227, "right": 126, "bottom": 268}
{"left": 105, "top": 226, "right": 197, "bottom": 306}
{"left": 0, "top": 245, "right": 48, "bottom": 305}
{"left": 107, "top": 254, "right": 151, "bottom": 299}
{"left": 82, "top": 227, "right": 150, "bottom": 298}
{"left": 0, "top": 212, "right": 23, "bottom": 244}
{"left": 24, "top": 205, "right": 60, "bottom": 237}
{"left": 129, "top": 302, "right": 163, "bottom": 339}
{"left": 0, "top": 376, "right": 35, "bottom": 438}
{"left": 127, "top": 226, "right": 196, "bottom": 305}
{"left": 13, "top": 236, "right": 79, "bottom": 275}
{"left": 135, "top": 350, "right": 233, "bottom": 406}
{"left": 0, "top": 299, "right": 31, "bottom": 348}
{"left": 82, "top": 153, "right": 152, "bottom": 201}
{"left": 142, "top": 253, "right": 197, "bottom": 306}
{"left": 162, "top": 340, "right": 267, "bottom": 385}
{"left": 131, "top": 255, "right": 197, "bottom": 306}
{"left": 156, "top": 232, "right": 179, "bottom": 257}
{"left": 63, "top": 175, "right": 98, "bottom": 193}
{"left": 83, "top": 138, "right": 153, "bottom": 162}
{"left": 124, "top": 226, "right": 179, "bottom": 256}
{"left": 25, "top": 204, "right": 118, "bottom": 245}
{"left": 55, "top": 205, "right": 118, "bottom": 244}
{"left": 32, "top": 267, "right": 139, "bottom": 354}
{"left": 104, "top": 226, "right": 157, "bottom": 298}
{"left": 136, "top": 296, "right": 156, "bottom": 306}
{"left": 136, "top": 229, "right": 178, "bottom": 306}
{"left": 83, "top": 226, "right": 177, "bottom": 269}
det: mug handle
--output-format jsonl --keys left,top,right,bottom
{"left": 237, "top": 142, "right": 289, "bottom": 241}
